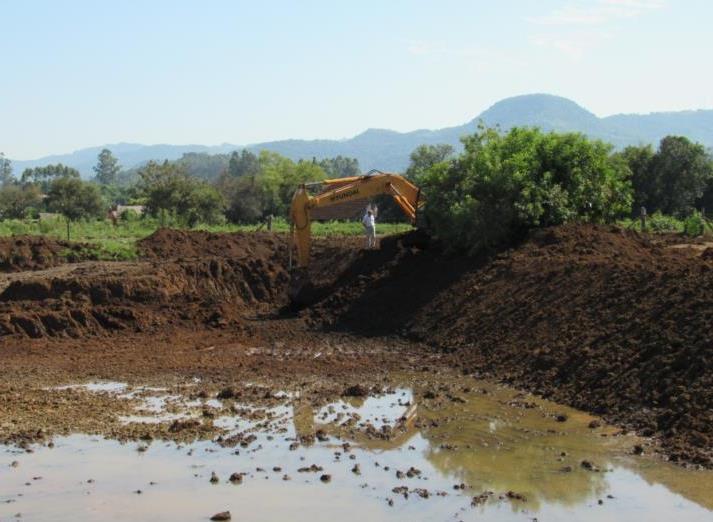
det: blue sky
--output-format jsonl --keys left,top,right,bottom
{"left": 1, "top": 0, "right": 712, "bottom": 159}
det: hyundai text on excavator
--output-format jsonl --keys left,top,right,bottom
{"left": 288, "top": 170, "right": 424, "bottom": 303}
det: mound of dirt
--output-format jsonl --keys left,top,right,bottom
{"left": 0, "top": 235, "right": 97, "bottom": 272}
{"left": 138, "top": 229, "right": 287, "bottom": 262}
{"left": 0, "top": 228, "right": 297, "bottom": 339}
{"left": 307, "top": 225, "right": 713, "bottom": 467}
{"left": 3, "top": 225, "right": 712, "bottom": 468}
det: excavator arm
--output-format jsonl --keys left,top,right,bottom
{"left": 289, "top": 172, "right": 423, "bottom": 269}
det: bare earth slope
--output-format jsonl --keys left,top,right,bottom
{"left": 0, "top": 225, "right": 711, "bottom": 467}
{"left": 308, "top": 225, "right": 713, "bottom": 466}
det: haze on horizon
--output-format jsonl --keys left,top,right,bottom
{"left": 2, "top": 0, "right": 712, "bottom": 160}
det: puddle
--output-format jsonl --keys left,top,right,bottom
{"left": 6, "top": 377, "right": 713, "bottom": 521}
{"left": 51, "top": 381, "right": 129, "bottom": 393}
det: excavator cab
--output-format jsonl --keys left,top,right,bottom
{"left": 288, "top": 171, "right": 423, "bottom": 304}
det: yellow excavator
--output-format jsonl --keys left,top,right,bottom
{"left": 288, "top": 170, "right": 424, "bottom": 302}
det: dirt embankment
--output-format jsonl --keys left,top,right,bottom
{"left": 0, "top": 235, "right": 98, "bottom": 272}
{"left": 1, "top": 225, "right": 712, "bottom": 468}
{"left": 305, "top": 225, "right": 713, "bottom": 467}
{"left": 0, "top": 230, "right": 293, "bottom": 338}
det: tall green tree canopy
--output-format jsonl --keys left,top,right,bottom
{"left": 405, "top": 144, "right": 455, "bottom": 181}
{"left": 176, "top": 152, "right": 230, "bottom": 181}
{"left": 0, "top": 153, "right": 13, "bottom": 186}
{"left": 619, "top": 137, "right": 713, "bottom": 216}
{"left": 420, "top": 127, "right": 632, "bottom": 254}
{"left": 45, "top": 176, "right": 103, "bottom": 240}
{"left": 21, "top": 164, "right": 80, "bottom": 191}
{"left": 228, "top": 150, "right": 261, "bottom": 178}
{"left": 138, "top": 161, "right": 224, "bottom": 226}
{"left": 0, "top": 184, "right": 42, "bottom": 219}
{"left": 220, "top": 151, "right": 325, "bottom": 223}
{"left": 318, "top": 156, "right": 360, "bottom": 179}
{"left": 93, "top": 149, "right": 121, "bottom": 185}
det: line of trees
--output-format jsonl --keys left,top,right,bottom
{"left": 409, "top": 128, "right": 713, "bottom": 252}
{"left": 2, "top": 128, "right": 711, "bottom": 247}
{"left": 0, "top": 147, "right": 363, "bottom": 235}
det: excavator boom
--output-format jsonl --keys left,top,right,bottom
{"left": 289, "top": 172, "right": 423, "bottom": 269}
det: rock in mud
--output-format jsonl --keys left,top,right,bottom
{"left": 210, "top": 511, "right": 231, "bottom": 521}
{"left": 392, "top": 486, "right": 409, "bottom": 498}
{"left": 505, "top": 490, "right": 527, "bottom": 501}
{"left": 342, "top": 384, "right": 369, "bottom": 397}
{"left": 471, "top": 491, "right": 493, "bottom": 506}
{"left": 319, "top": 474, "right": 331, "bottom": 483}
{"left": 217, "top": 387, "right": 240, "bottom": 400}
{"left": 210, "top": 472, "right": 220, "bottom": 484}
{"left": 297, "top": 464, "right": 323, "bottom": 473}
{"left": 580, "top": 460, "right": 599, "bottom": 472}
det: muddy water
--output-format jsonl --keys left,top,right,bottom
{"left": 2, "top": 376, "right": 712, "bottom": 522}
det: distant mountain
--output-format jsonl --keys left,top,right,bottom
{"left": 10, "top": 94, "right": 713, "bottom": 176}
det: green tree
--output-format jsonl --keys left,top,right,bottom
{"left": 220, "top": 151, "right": 326, "bottom": 223}
{"left": 620, "top": 137, "right": 713, "bottom": 216}
{"left": 618, "top": 144, "right": 656, "bottom": 212}
{"left": 138, "top": 161, "right": 224, "bottom": 226}
{"left": 176, "top": 152, "right": 230, "bottom": 181}
{"left": 0, "top": 153, "right": 13, "bottom": 186}
{"left": 651, "top": 136, "right": 713, "bottom": 216}
{"left": 228, "top": 150, "right": 260, "bottom": 178}
{"left": 318, "top": 156, "right": 360, "bottom": 178}
{"left": 224, "top": 175, "right": 265, "bottom": 223}
{"left": 45, "top": 177, "right": 103, "bottom": 240}
{"left": 420, "top": 127, "right": 632, "bottom": 254}
{"left": 21, "top": 164, "right": 80, "bottom": 192}
{"left": 0, "top": 184, "right": 43, "bottom": 219}
{"left": 405, "top": 144, "right": 455, "bottom": 181}
{"left": 93, "top": 149, "right": 121, "bottom": 185}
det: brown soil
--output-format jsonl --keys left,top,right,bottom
{"left": 0, "top": 225, "right": 711, "bottom": 468}
{"left": 0, "top": 235, "right": 98, "bottom": 272}
{"left": 307, "top": 225, "right": 713, "bottom": 467}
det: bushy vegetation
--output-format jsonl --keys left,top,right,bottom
{"left": 417, "top": 126, "right": 633, "bottom": 253}
{"left": 138, "top": 160, "right": 225, "bottom": 226}
{"left": 618, "top": 136, "right": 713, "bottom": 217}
{"left": 45, "top": 175, "right": 103, "bottom": 240}
{"left": 3, "top": 127, "right": 712, "bottom": 258}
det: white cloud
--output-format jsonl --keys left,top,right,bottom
{"left": 527, "top": 0, "right": 663, "bottom": 60}
{"left": 531, "top": 31, "right": 613, "bottom": 60}
{"left": 528, "top": 0, "right": 664, "bottom": 25}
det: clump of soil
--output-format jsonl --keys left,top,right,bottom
{"left": 0, "top": 235, "right": 98, "bottom": 272}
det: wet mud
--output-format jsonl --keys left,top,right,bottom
{"left": 1, "top": 224, "right": 712, "bottom": 474}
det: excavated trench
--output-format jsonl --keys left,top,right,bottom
{"left": 0, "top": 226, "right": 712, "bottom": 471}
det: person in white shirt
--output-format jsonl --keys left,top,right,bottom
{"left": 362, "top": 209, "right": 376, "bottom": 248}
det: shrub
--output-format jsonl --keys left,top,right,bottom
{"left": 684, "top": 211, "right": 706, "bottom": 237}
{"left": 419, "top": 126, "right": 633, "bottom": 253}
{"left": 646, "top": 212, "right": 683, "bottom": 233}
{"left": 119, "top": 209, "right": 140, "bottom": 222}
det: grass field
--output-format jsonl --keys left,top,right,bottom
{"left": 0, "top": 217, "right": 414, "bottom": 261}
